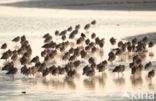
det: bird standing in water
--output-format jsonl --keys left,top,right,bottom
{"left": 113, "top": 65, "right": 125, "bottom": 79}
{"left": 148, "top": 70, "right": 155, "bottom": 84}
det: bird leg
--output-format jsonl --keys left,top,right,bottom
{"left": 57, "top": 74, "right": 59, "bottom": 81}
{"left": 89, "top": 76, "right": 92, "bottom": 81}
{"left": 6, "top": 59, "right": 9, "bottom": 63}
{"left": 122, "top": 72, "right": 124, "bottom": 77}
{"left": 85, "top": 30, "right": 90, "bottom": 34}
{"left": 151, "top": 78, "right": 152, "bottom": 85}
{"left": 129, "top": 52, "right": 132, "bottom": 60}
{"left": 99, "top": 72, "right": 102, "bottom": 77}
{"left": 110, "top": 61, "right": 113, "bottom": 67}
{"left": 101, "top": 72, "right": 103, "bottom": 77}
{"left": 14, "top": 43, "right": 18, "bottom": 49}
{"left": 149, "top": 77, "right": 152, "bottom": 85}
{"left": 133, "top": 74, "right": 135, "bottom": 79}
{"left": 118, "top": 72, "right": 119, "bottom": 80}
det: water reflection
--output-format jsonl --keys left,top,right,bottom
{"left": 97, "top": 73, "right": 107, "bottom": 88}
{"left": 149, "top": 52, "right": 154, "bottom": 57}
{"left": 21, "top": 78, "right": 38, "bottom": 86}
{"left": 130, "top": 76, "right": 143, "bottom": 87}
{"left": 65, "top": 78, "right": 76, "bottom": 90}
{"left": 83, "top": 78, "right": 96, "bottom": 90}
{"left": 16, "top": 70, "right": 156, "bottom": 94}
{"left": 40, "top": 78, "right": 66, "bottom": 89}
{"left": 113, "top": 77, "right": 125, "bottom": 86}
{"left": 42, "top": 78, "right": 50, "bottom": 86}
{"left": 148, "top": 83, "right": 155, "bottom": 90}
{"left": 50, "top": 79, "right": 65, "bottom": 89}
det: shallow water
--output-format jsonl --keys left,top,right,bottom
{"left": 0, "top": 2, "right": 156, "bottom": 100}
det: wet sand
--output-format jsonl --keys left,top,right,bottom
{"left": 0, "top": 0, "right": 156, "bottom": 101}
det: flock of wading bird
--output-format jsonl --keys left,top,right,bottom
{"left": 0, "top": 20, "right": 155, "bottom": 87}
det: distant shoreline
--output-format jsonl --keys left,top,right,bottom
{"left": 1, "top": 0, "right": 156, "bottom": 4}
{"left": 0, "top": 0, "right": 156, "bottom": 11}
{"left": 124, "top": 32, "right": 156, "bottom": 44}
